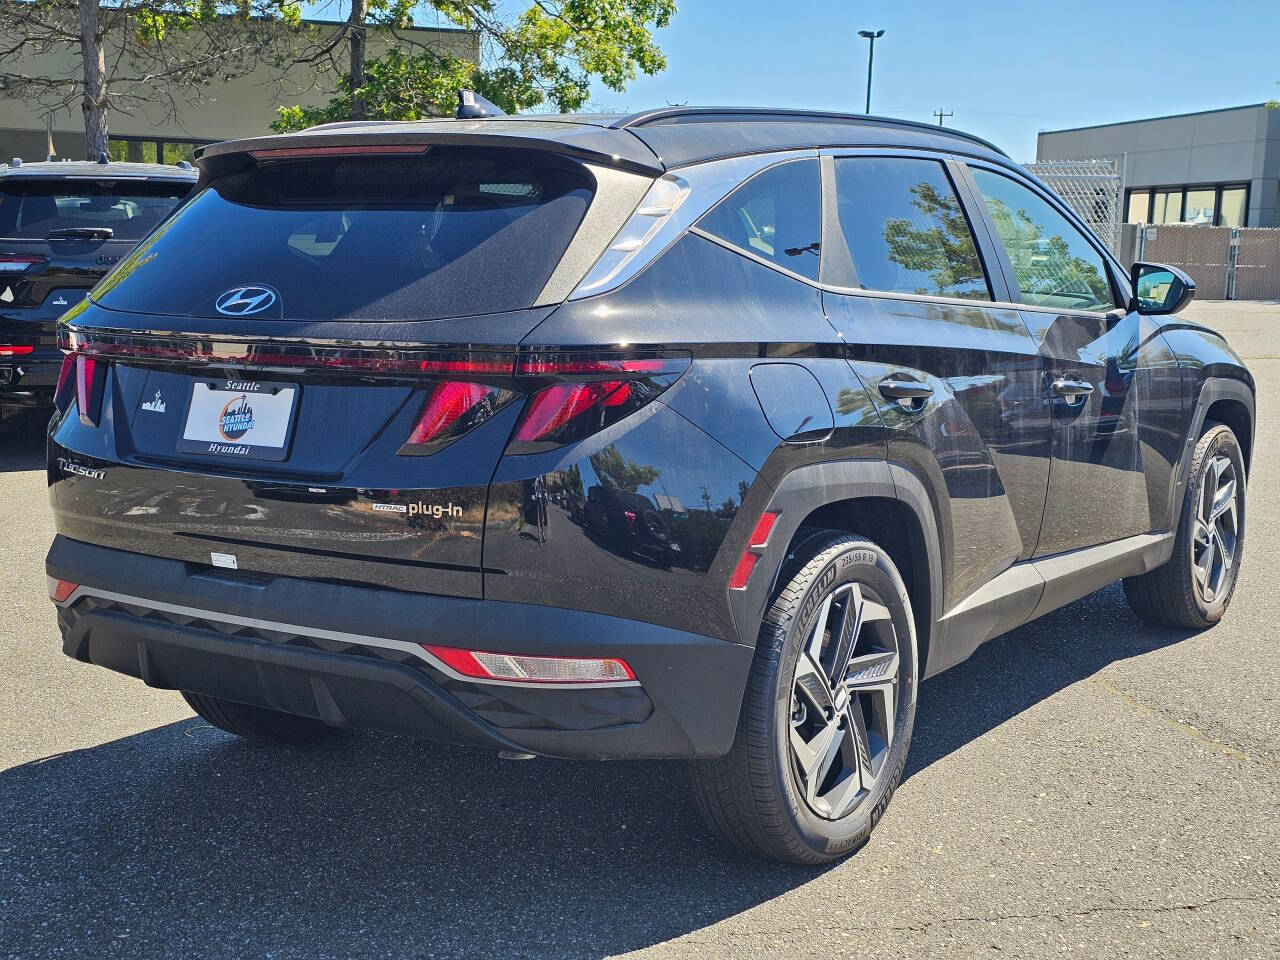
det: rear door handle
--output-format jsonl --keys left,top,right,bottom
{"left": 878, "top": 376, "right": 933, "bottom": 411}
{"left": 878, "top": 377, "right": 933, "bottom": 401}
{"left": 1051, "top": 378, "right": 1094, "bottom": 406}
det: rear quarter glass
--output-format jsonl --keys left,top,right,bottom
{"left": 91, "top": 147, "right": 595, "bottom": 322}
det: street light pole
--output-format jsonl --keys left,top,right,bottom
{"left": 857, "top": 29, "right": 884, "bottom": 114}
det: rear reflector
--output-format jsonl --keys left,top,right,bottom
{"left": 48, "top": 578, "right": 79, "bottom": 603}
{"left": 422, "top": 645, "right": 636, "bottom": 684}
{"left": 729, "top": 511, "right": 780, "bottom": 590}
{"left": 0, "top": 345, "right": 34, "bottom": 356}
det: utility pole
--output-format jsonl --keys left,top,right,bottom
{"left": 857, "top": 29, "right": 884, "bottom": 114}
{"left": 933, "top": 108, "right": 953, "bottom": 127}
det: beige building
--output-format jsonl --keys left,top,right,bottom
{"left": 0, "top": 19, "right": 479, "bottom": 164}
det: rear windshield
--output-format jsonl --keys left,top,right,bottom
{"left": 0, "top": 178, "right": 191, "bottom": 241}
{"left": 93, "top": 148, "right": 596, "bottom": 321}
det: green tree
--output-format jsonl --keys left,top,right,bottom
{"left": 589, "top": 444, "right": 658, "bottom": 493}
{"left": 882, "top": 181, "right": 986, "bottom": 297}
{"left": 272, "top": 0, "right": 675, "bottom": 132}
{"left": 0, "top": 2, "right": 302, "bottom": 159}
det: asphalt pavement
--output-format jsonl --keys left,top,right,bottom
{"left": 1, "top": 300, "right": 1277, "bottom": 959}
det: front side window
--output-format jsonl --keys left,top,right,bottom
{"left": 831, "top": 157, "right": 989, "bottom": 300}
{"left": 970, "top": 168, "right": 1115, "bottom": 312}
{"left": 696, "top": 159, "right": 822, "bottom": 280}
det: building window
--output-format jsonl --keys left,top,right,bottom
{"left": 1125, "top": 183, "right": 1250, "bottom": 227}
{"left": 1219, "top": 187, "right": 1247, "bottom": 228}
{"left": 107, "top": 136, "right": 207, "bottom": 165}
{"left": 1126, "top": 191, "right": 1150, "bottom": 224}
{"left": 1183, "top": 188, "right": 1216, "bottom": 225}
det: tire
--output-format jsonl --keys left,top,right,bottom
{"left": 689, "top": 531, "right": 918, "bottom": 864}
{"left": 181, "top": 691, "right": 334, "bottom": 744}
{"left": 1123, "top": 421, "right": 1246, "bottom": 629}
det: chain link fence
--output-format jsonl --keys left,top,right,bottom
{"left": 1135, "top": 225, "right": 1280, "bottom": 301}
{"left": 1023, "top": 158, "right": 1123, "bottom": 253}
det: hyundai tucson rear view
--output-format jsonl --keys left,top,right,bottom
{"left": 47, "top": 107, "right": 1253, "bottom": 863}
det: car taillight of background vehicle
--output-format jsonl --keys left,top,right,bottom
{"left": 0, "top": 254, "right": 44, "bottom": 273}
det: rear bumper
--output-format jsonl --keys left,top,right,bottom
{"left": 47, "top": 536, "right": 753, "bottom": 759}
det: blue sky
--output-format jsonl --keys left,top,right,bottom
{"left": 580, "top": 0, "right": 1280, "bottom": 160}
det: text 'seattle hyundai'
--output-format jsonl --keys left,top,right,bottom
{"left": 46, "top": 103, "right": 1254, "bottom": 863}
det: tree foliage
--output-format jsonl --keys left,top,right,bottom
{"left": 272, "top": 0, "right": 675, "bottom": 132}
{"left": 0, "top": 1, "right": 303, "bottom": 157}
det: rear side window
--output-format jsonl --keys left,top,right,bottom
{"left": 94, "top": 148, "right": 594, "bottom": 321}
{"left": 831, "top": 157, "right": 989, "bottom": 300}
{"left": 696, "top": 159, "right": 821, "bottom": 280}
{"left": 0, "top": 179, "right": 190, "bottom": 241}
{"left": 969, "top": 168, "right": 1115, "bottom": 312}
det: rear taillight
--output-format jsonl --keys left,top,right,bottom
{"left": 507, "top": 352, "right": 690, "bottom": 453}
{"left": 0, "top": 345, "right": 34, "bottom": 356}
{"left": 400, "top": 380, "right": 516, "bottom": 454}
{"left": 422, "top": 644, "right": 636, "bottom": 684}
{"left": 53, "top": 353, "right": 76, "bottom": 412}
{"left": 74, "top": 355, "right": 105, "bottom": 426}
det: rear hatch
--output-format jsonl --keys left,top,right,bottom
{"left": 0, "top": 175, "right": 192, "bottom": 357}
{"left": 51, "top": 145, "right": 615, "bottom": 598}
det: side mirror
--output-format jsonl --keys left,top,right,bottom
{"left": 1130, "top": 261, "right": 1195, "bottom": 315}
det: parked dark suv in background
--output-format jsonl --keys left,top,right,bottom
{"left": 45, "top": 105, "right": 1253, "bottom": 864}
{"left": 0, "top": 158, "right": 195, "bottom": 411}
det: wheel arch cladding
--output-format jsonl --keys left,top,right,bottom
{"left": 1204, "top": 396, "right": 1252, "bottom": 474}
{"left": 738, "top": 460, "right": 942, "bottom": 679}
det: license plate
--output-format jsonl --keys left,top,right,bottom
{"left": 177, "top": 379, "right": 298, "bottom": 461}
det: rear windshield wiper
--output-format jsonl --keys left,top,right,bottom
{"left": 47, "top": 226, "right": 114, "bottom": 241}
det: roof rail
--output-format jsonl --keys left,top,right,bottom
{"left": 611, "top": 107, "right": 1009, "bottom": 158}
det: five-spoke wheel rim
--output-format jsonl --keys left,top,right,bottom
{"left": 1192, "top": 454, "right": 1240, "bottom": 604}
{"left": 788, "top": 581, "right": 900, "bottom": 821}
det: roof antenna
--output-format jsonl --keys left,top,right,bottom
{"left": 455, "top": 89, "right": 506, "bottom": 120}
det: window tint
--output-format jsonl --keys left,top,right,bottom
{"left": 93, "top": 148, "right": 593, "bottom": 321}
{"left": 970, "top": 169, "right": 1115, "bottom": 312}
{"left": 697, "top": 159, "right": 821, "bottom": 280}
{"left": 832, "top": 157, "right": 989, "bottom": 300}
{"left": 0, "top": 179, "right": 189, "bottom": 241}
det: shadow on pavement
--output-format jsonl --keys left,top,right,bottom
{"left": 0, "top": 408, "right": 47, "bottom": 473}
{"left": 2, "top": 583, "right": 1194, "bottom": 959}
{"left": 905, "top": 581, "right": 1194, "bottom": 779}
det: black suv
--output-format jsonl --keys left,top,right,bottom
{"left": 45, "top": 107, "right": 1254, "bottom": 863}
{"left": 0, "top": 159, "right": 195, "bottom": 410}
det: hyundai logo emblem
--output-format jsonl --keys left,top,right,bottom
{"left": 215, "top": 285, "right": 278, "bottom": 317}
